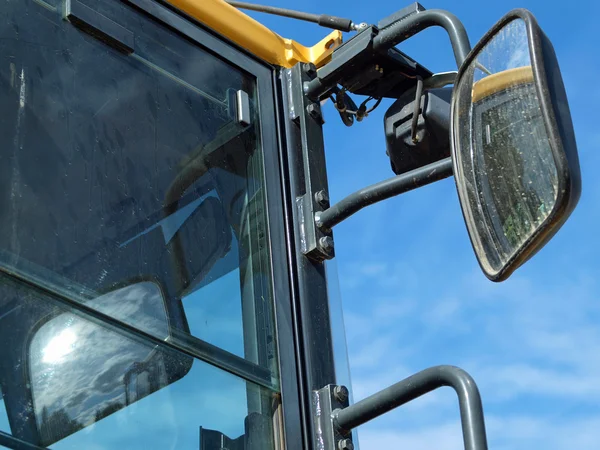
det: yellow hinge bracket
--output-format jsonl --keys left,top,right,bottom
{"left": 166, "top": 0, "right": 342, "bottom": 68}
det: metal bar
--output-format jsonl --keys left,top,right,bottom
{"left": 162, "top": 0, "right": 342, "bottom": 68}
{"left": 411, "top": 76, "right": 424, "bottom": 143}
{"left": 334, "top": 366, "right": 489, "bottom": 450}
{"left": 280, "top": 64, "right": 338, "bottom": 450}
{"left": 224, "top": 1, "right": 355, "bottom": 32}
{"left": 374, "top": 9, "right": 471, "bottom": 68}
{"left": 316, "top": 158, "right": 453, "bottom": 230}
{"left": 0, "top": 431, "right": 48, "bottom": 450}
{"left": 0, "top": 266, "right": 274, "bottom": 390}
{"left": 226, "top": 0, "right": 321, "bottom": 22}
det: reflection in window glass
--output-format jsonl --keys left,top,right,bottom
{"left": 184, "top": 270, "right": 244, "bottom": 358}
{"left": 0, "top": 274, "right": 276, "bottom": 449}
{"left": 0, "top": 388, "right": 9, "bottom": 435}
{"left": 0, "top": 0, "right": 277, "bottom": 375}
{"left": 0, "top": 0, "right": 279, "bottom": 449}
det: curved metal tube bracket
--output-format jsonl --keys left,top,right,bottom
{"left": 374, "top": 9, "right": 472, "bottom": 68}
{"left": 305, "top": 8, "right": 471, "bottom": 101}
{"left": 316, "top": 157, "right": 453, "bottom": 231}
{"left": 315, "top": 365, "right": 489, "bottom": 450}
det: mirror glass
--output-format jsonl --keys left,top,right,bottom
{"left": 453, "top": 18, "right": 558, "bottom": 276}
{"left": 29, "top": 282, "right": 179, "bottom": 445}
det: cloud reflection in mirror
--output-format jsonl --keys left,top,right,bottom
{"left": 29, "top": 281, "right": 173, "bottom": 445}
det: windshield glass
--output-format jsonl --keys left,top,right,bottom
{"left": 0, "top": 0, "right": 279, "bottom": 448}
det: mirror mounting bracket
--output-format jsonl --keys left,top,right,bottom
{"left": 305, "top": 4, "right": 471, "bottom": 102}
{"left": 316, "top": 158, "right": 453, "bottom": 231}
{"left": 287, "top": 63, "right": 336, "bottom": 262}
{"left": 315, "top": 366, "right": 489, "bottom": 450}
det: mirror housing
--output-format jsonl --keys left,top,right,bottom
{"left": 451, "top": 9, "right": 581, "bottom": 281}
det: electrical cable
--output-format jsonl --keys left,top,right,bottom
{"left": 411, "top": 76, "right": 424, "bottom": 143}
{"left": 224, "top": 1, "right": 358, "bottom": 32}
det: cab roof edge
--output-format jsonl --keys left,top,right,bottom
{"left": 166, "top": 0, "right": 343, "bottom": 68}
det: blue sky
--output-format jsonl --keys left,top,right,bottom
{"left": 252, "top": 0, "right": 600, "bottom": 449}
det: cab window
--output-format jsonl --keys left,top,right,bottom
{"left": 0, "top": 0, "right": 279, "bottom": 448}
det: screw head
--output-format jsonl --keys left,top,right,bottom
{"left": 338, "top": 439, "right": 354, "bottom": 450}
{"left": 307, "top": 102, "right": 320, "bottom": 117}
{"left": 319, "top": 236, "right": 334, "bottom": 253}
{"left": 307, "top": 103, "right": 324, "bottom": 125}
{"left": 303, "top": 62, "right": 317, "bottom": 78}
{"left": 315, "top": 190, "right": 330, "bottom": 207}
{"left": 333, "top": 385, "right": 349, "bottom": 403}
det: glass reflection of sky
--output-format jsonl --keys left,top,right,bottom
{"left": 474, "top": 19, "right": 530, "bottom": 82}
{"left": 0, "top": 389, "right": 10, "bottom": 438}
{"left": 48, "top": 360, "right": 251, "bottom": 450}
{"left": 42, "top": 328, "right": 76, "bottom": 364}
{"left": 35, "top": 273, "right": 250, "bottom": 450}
{"left": 183, "top": 270, "right": 244, "bottom": 358}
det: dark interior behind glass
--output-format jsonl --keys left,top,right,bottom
{"left": 0, "top": 0, "right": 278, "bottom": 448}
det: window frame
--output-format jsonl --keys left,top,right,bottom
{"left": 0, "top": 0, "right": 340, "bottom": 449}
{"left": 120, "top": 2, "right": 308, "bottom": 450}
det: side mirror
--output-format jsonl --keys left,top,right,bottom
{"left": 451, "top": 10, "right": 581, "bottom": 281}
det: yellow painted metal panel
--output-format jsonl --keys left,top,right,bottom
{"left": 166, "top": 0, "right": 342, "bottom": 67}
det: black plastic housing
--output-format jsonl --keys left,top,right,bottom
{"left": 384, "top": 87, "right": 452, "bottom": 175}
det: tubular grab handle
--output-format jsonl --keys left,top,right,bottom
{"left": 333, "top": 365, "right": 489, "bottom": 450}
{"left": 374, "top": 9, "right": 471, "bottom": 68}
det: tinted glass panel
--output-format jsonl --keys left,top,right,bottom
{"left": 0, "top": 274, "right": 276, "bottom": 449}
{"left": 0, "top": 0, "right": 276, "bottom": 372}
{"left": 0, "top": 0, "right": 279, "bottom": 448}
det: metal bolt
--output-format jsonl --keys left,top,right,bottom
{"left": 303, "top": 62, "right": 317, "bottom": 78}
{"left": 319, "top": 236, "right": 334, "bottom": 253}
{"left": 315, "top": 190, "right": 329, "bottom": 208}
{"left": 333, "top": 385, "right": 349, "bottom": 403}
{"left": 338, "top": 439, "right": 354, "bottom": 450}
{"left": 307, "top": 103, "right": 323, "bottom": 124}
{"left": 352, "top": 22, "right": 368, "bottom": 31}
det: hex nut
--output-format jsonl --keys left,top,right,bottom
{"left": 333, "top": 385, "right": 349, "bottom": 403}
{"left": 307, "top": 103, "right": 322, "bottom": 121}
{"left": 338, "top": 439, "right": 354, "bottom": 450}
{"left": 315, "top": 190, "right": 330, "bottom": 208}
{"left": 319, "top": 236, "right": 334, "bottom": 252}
{"left": 303, "top": 62, "right": 317, "bottom": 78}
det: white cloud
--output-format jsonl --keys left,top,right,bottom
{"left": 356, "top": 414, "right": 600, "bottom": 450}
{"left": 357, "top": 422, "right": 462, "bottom": 450}
{"left": 340, "top": 261, "right": 600, "bottom": 450}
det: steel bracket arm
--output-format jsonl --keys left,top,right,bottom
{"left": 373, "top": 9, "right": 471, "bottom": 68}
{"left": 315, "top": 365, "right": 489, "bottom": 450}
{"left": 305, "top": 5, "right": 471, "bottom": 101}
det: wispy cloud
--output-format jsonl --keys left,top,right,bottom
{"left": 357, "top": 414, "right": 600, "bottom": 450}
{"left": 339, "top": 258, "right": 600, "bottom": 449}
